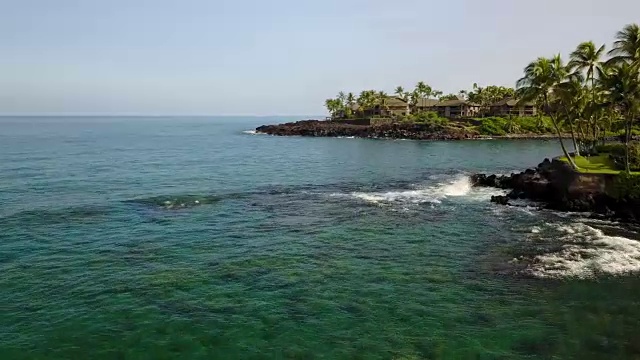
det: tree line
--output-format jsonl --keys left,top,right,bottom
{"left": 516, "top": 23, "right": 640, "bottom": 173}
{"left": 324, "top": 82, "right": 516, "bottom": 119}
{"left": 325, "top": 23, "right": 640, "bottom": 174}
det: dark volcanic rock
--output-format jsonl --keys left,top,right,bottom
{"left": 473, "top": 158, "right": 640, "bottom": 223}
{"left": 491, "top": 195, "right": 510, "bottom": 205}
{"left": 255, "top": 120, "right": 479, "bottom": 140}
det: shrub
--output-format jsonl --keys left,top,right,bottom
{"left": 611, "top": 172, "right": 640, "bottom": 199}
{"left": 595, "top": 142, "right": 640, "bottom": 171}
{"left": 478, "top": 117, "right": 507, "bottom": 136}
{"left": 595, "top": 143, "right": 625, "bottom": 155}
{"left": 476, "top": 116, "right": 555, "bottom": 135}
{"left": 410, "top": 112, "right": 449, "bottom": 126}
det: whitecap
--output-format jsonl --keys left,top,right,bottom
{"left": 525, "top": 222, "right": 640, "bottom": 279}
{"left": 345, "top": 175, "right": 503, "bottom": 207}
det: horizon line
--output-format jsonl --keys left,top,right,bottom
{"left": 0, "top": 114, "right": 324, "bottom": 118}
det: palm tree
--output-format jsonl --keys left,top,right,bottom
{"left": 377, "top": 91, "right": 389, "bottom": 115}
{"left": 569, "top": 41, "right": 606, "bottom": 148}
{"left": 346, "top": 92, "right": 356, "bottom": 106}
{"left": 599, "top": 62, "right": 640, "bottom": 173}
{"left": 517, "top": 55, "right": 578, "bottom": 169}
{"left": 357, "top": 91, "right": 368, "bottom": 115}
{"left": 570, "top": 42, "right": 606, "bottom": 86}
{"left": 345, "top": 92, "right": 356, "bottom": 118}
{"left": 608, "top": 23, "right": 640, "bottom": 66}
{"left": 555, "top": 75, "right": 588, "bottom": 155}
{"left": 337, "top": 91, "right": 346, "bottom": 107}
{"left": 395, "top": 86, "right": 405, "bottom": 97}
{"left": 410, "top": 89, "right": 420, "bottom": 108}
{"left": 325, "top": 98, "right": 340, "bottom": 118}
{"left": 415, "top": 81, "right": 432, "bottom": 99}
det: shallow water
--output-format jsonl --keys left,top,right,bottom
{"left": 2, "top": 116, "right": 640, "bottom": 359}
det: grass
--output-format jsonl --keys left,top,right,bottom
{"left": 559, "top": 155, "right": 640, "bottom": 175}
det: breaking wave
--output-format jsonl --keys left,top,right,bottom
{"left": 519, "top": 222, "right": 640, "bottom": 279}
{"left": 342, "top": 175, "right": 504, "bottom": 206}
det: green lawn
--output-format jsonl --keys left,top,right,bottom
{"left": 559, "top": 155, "right": 640, "bottom": 175}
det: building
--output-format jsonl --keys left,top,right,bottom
{"left": 379, "top": 96, "right": 410, "bottom": 117}
{"left": 488, "top": 99, "right": 537, "bottom": 117}
{"left": 434, "top": 99, "right": 481, "bottom": 118}
{"left": 413, "top": 98, "right": 440, "bottom": 113}
{"left": 354, "top": 96, "right": 410, "bottom": 118}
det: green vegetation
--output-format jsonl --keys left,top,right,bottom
{"left": 596, "top": 143, "right": 640, "bottom": 170}
{"left": 559, "top": 155, "right": 624, "bottom": 174}
{"left": 558, "top": 143, "right": 640, "bottom": 174}
{"left": 476, "top": 116, "right": 555, "bottom": 136}
{"left": 517, "top": 23, "right": 640, "bottom": 173}
{"left": 401, "top": 111, "right": 449, "bottom": 126}
{"left": 325, "top": 23, "right": 640, "bottom": 175}
{"left": 611, "top": 172, "right": 640, "bottom": 199}
{"left": 465, "top": 84, "right": 515, "bottom": 108}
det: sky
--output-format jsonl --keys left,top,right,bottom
{"left": 1, "top": 0, "right": 640, "bottom": 116}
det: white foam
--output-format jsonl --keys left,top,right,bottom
{"left": 346, "top": 175, "right": 503, "bottom": 207}
{"left": 242, "top": 130, "right": 263, "bottom": 135}
{"left": 525, "top": 222, "right": 640, "bottom": 279}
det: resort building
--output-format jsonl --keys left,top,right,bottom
{"left": 488, "top": 99, "right": 537, "bottom": 117}
{"left": 434, "top": 99, "right": 481, "bottom": 118}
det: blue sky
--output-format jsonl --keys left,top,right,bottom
{"left": 1, "top": 0, "right": 639, "bottom": 116}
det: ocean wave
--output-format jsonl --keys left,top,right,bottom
{"left": 243, "top": 129, "right": 269, "bottom": 135}
{"left": 522, "top": 222, "right": 640, "bottom": 279}
{"left": 340, "top": 175, "right": 505, "bottom": 207}
{"left": 124, "top": 195, "right": 222, "bottom": 210}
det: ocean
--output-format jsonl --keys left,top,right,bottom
{"left": 2, "top": 116, "right": 640, "bottom": 359}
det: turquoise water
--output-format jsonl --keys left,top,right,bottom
{"left": 2, "top": 117, "right": 640, "bottom": 359}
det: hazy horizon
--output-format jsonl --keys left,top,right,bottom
{"left": 2, "top": 0, "right": 640, "bottom": 116}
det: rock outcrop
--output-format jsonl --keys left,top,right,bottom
{"left": 256, "top": 120, "right": 479, "bottom": 140}
{"left": 472, "top": 158, "right": 640, "bottom": 222}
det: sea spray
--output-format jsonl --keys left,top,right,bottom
{"left": 523, "top": 222, "right": 640, "bottom": 279}
{"left": 344, "top": 175, "right": 504, "bottom": 208}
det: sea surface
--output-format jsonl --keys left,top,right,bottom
{"left": 2, "top": 116, "right": 640, "bottom": 359}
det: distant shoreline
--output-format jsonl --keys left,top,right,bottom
{"left": 255, "top": 119, "right": 571, "bottom": 141}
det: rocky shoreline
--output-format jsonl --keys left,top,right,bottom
{"left": 256, "top": 120, "right": 478, "bottom": 140}
{"left": 471, "top": 159, "right": 640, "bottom": 223}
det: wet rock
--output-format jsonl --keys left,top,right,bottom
{"left": 472, "top": 160, "right": 640, "bottom": 223}
{"left": 256, "top": 120, "right": 479, "bottom": 140}
{"left": 491, "top": 195, "right": 510, "bottom": 205}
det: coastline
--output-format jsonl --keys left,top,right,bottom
{"left": 472, "top": 158, "right": 640, "bottom": 224}
{"left": 255, "top": 119, "right": 569, "bottom": 141}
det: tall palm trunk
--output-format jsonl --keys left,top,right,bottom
{"left": 590, "top": 73, "right": 598, "bottom": 153}
{"left": 546, "top": 95, "right": 578, "bottom": 169}
{"left": 562, "top": 107, "right": 580, "bottom": 156}
{"left": 553, "top": 116, "right": 578, "bottom": 169}
{"left": 569, "top": 121, "right": 580, "bottom": 156}
{"left": 624, "top": 112, "right": 633, "bottom": 173}
{"left": 578, "top": 120, "right": 589, "bottom": 150}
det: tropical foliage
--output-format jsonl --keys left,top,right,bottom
{"left": 516, "top": 23, "right": 640, "bottom": 173}
{"left": 465, "top": 84, "right": 515, "bottom": 107}
{"left": 323, "top": 24, "right": 640, "bottom": 173}
{"left": 324, "top": 82, "right": 445, "bottom": 118}
{"left": 477, "top": 116, "right": 555, "bottom": 136}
